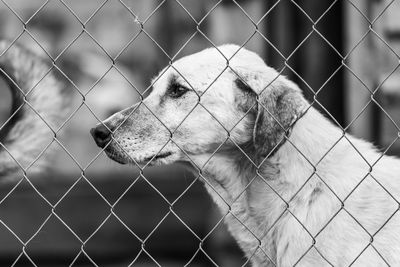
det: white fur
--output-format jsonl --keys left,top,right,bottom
{"left": 96, "top": 45, "right": 400, "bottom": 266}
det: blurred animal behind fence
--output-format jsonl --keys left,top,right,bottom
{"left": 0, "top": 40, "right": 69, "bottom": 180}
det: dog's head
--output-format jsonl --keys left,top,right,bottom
{"left": 90, "top": 45, "right": 307, "bottom": 166}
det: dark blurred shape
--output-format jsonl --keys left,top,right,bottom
{"left": 265, "top": 0, "right": 344, "bottom": 126}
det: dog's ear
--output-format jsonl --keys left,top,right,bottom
{"left": 234, "top": 71, "right": 307, "bottom": 158}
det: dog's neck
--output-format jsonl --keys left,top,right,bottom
{"left": 190, "top": 108, "right": 344, "bottom": 265}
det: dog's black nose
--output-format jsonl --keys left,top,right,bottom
{"left": 90, "top": 124, "right": 112, "bottom": 148}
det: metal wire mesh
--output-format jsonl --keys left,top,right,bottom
{"left": 0, "top": 0, "right": 400, "bottom": 266}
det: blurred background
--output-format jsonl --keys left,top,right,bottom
{"left": 0, "top": 0, "right": 399, "bottom": 266}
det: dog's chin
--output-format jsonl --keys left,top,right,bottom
{"left": 141, "top": 151, "right": 177, "bottom": 166}
{"left": 105, "top": 147, "right": 178, "bottom": 166}
{"left": 104, "top": 149, "right": 129, "bottom": 165}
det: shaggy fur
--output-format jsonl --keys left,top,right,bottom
{"left": 0, "top": 40, "right": 68, "bottom": 179}
{"left": 92, "top": 45, "right": 400, "bottom": 266}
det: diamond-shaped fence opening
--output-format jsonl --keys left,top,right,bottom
{"left": 0, "top": 0, "right": 400, "bottom": 266}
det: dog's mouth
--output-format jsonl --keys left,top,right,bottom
{"left": 104, "top": 148, "right": 128, "bottom": 165}
{"left": 102, "top": 138, "right": 176, "bottom": 166}
{"left": 143, "top": 151, "right": 173, "bottom": 163}
{"left": 105, "top": 147, "right": 174, "bottom": 165}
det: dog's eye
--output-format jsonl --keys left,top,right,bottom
{"left": 168, "top": 83, "right": 189, "bottom": 98}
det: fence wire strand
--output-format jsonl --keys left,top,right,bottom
{"left": 0, "top": 0, "right": 400, "bottom": 266}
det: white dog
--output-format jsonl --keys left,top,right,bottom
{"left": 91, "top": 45, "right": 400, "bottom": 266}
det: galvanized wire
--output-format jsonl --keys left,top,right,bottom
{"left": 0, "top": 0, "right": 399, "bottom": 266}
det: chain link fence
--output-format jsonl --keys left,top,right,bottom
{"left": 0, "top": 0, "right": 400, "bottom": 266}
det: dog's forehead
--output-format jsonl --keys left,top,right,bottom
{"left": 152, "top": 45, "right": 252, "bottom": 87}
{"left": 152, "top": 49, "right": 230, "bottom": 90}
{"left": 151, "top": 45, "right": 276, "bottom": 97}
{"left": 175, "top": 47, "right": 229, "bottom": 70}
{"left": 172, "top": 45, "right": 248, "bottom": 78}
